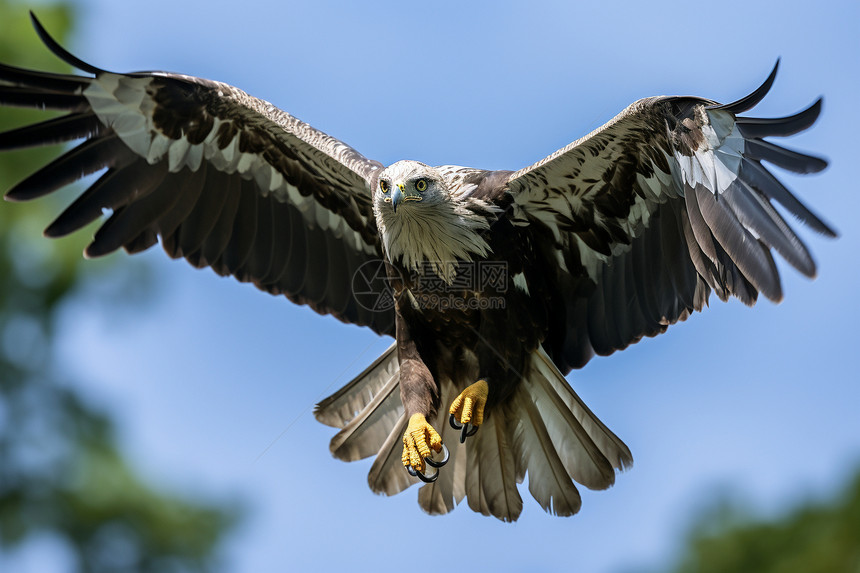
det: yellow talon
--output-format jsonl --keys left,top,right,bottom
{"left": 450, "top": 379, "right": 489, "bottom": 426}
{"left": 402, "top": 413, "right": 443, "bottom": 473}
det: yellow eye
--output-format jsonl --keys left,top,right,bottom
{"left": 415, "top": 178, "right": 427, "bottom": 192}
{"left": 380, "top": 179, "right": 390, "bottom": 193}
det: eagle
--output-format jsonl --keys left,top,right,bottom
{"left": 0, "top": 14, "right": 834, "bottom": 521}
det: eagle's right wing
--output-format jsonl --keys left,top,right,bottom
{"left": 1, "top": 14, "right": 394, "bottom": 335}
{"left": 502, "top": 63, "right": 834, "bottom": 373}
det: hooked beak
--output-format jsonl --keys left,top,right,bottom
{"left": 391, "top": 184, "right": 404, "bottom": 213}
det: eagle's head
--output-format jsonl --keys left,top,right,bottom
{"left": 372, "top": 160, "right": 495, "bottom": 283}
{"left": 373, "top": 160, "right": 446, "bottom": 216}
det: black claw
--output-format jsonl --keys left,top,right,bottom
{"left": 424, "top": 443, "right": 449, "bottom": 468}
{"left": 418, "top": 467, "right": 439, "bottom": 483}
{"left": 450, "top": 413, "right": 480, "bottom": 443}
{"left": 405, "top": 443, "right": 448, "bottom": 482}
{"left": 406, "top": 464, "right": 438, "bottom": 483}
{"left": 459, "top": 423, "right": 478, "bottom": 443}
{"left": 460, "top": 423, "right": 479, "bottom": 443}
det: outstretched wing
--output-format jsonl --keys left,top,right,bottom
{"left": 504, "top": 62, "right": 835, "bottom": 374}
{"left": 0, "top": 14, "right": 393, "bottom": 335}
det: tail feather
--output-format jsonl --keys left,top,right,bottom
{"left": 464, "top": 429, "right": 485, "bottom": 515}
{"left": 315, "top": 343, "right": 415, "bottom": 494}
{"left": 528, "top": 355, "right": 617, "bottom": 489}
{"left": 316, "top": 344, "right": 631, "bottom": 521}
{"left": 314, "top": 343, "right": 397, "bottom": 428}
{"left": 511, "top": 385, "right": 583, "bottom": 516}
{"left": 367, "top": 412, "right": 414, "bottom": 495}
{"left": 327, "top": 368, "right": 401, "bottom": 461}
{"left": 534, "top": 349, "right": 634, "bottom": 472}
{"left": 467, "top": 409, "right": 523, "bottom": 521}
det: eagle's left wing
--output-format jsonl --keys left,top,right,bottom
{"left": 503, "top": 63, "right": 835, "bottom": 374}
{"left": 1, "top": 15, "right": 394, "bottom": 335}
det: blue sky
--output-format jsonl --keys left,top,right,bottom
{"left": 5, "top": 0, "right": 860, "bottom": 571}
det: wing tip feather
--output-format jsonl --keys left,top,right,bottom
{"left": 29, "top": 11, "right": 107, "bottom": 76}
{"left": 707, "top": 59, "right": 780, "bottom": 114}
{"left": 4, "top": 188, "right": 28, "bottom": 203}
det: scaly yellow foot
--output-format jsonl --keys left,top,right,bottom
{"left": 450, "top": 379, "right": 489, "bottom": 425}
{"left": 402, "top": 413, "right": 448, "bottom": 482}
{"left": 449, "top": 380, "right": 489, "bottom": 442}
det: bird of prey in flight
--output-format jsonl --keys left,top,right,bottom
{"left": 0, "top": 13, "right": 834, "bottom": 521}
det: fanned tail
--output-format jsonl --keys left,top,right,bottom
{"left": 315, "top": 344, "right": 631, "bottom": 521}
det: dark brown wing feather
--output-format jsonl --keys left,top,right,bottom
{"left": 504, "top": 62, "right": 834, "bottom": 374}
{"left": 0, "top": 16, "right": 393, "bottom": 336}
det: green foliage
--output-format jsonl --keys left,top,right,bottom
{"left": 667, "top": 473, "right": 860, "bottom": 573}
{"left": 0, "top": 2, "right": 240, "bottom": 571}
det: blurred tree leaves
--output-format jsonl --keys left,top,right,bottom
{"left": 665, "top": 471, "right": 860, "bottom": 573}
{"left": 0, "top": 2, "right": 239, "bottom": 571}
